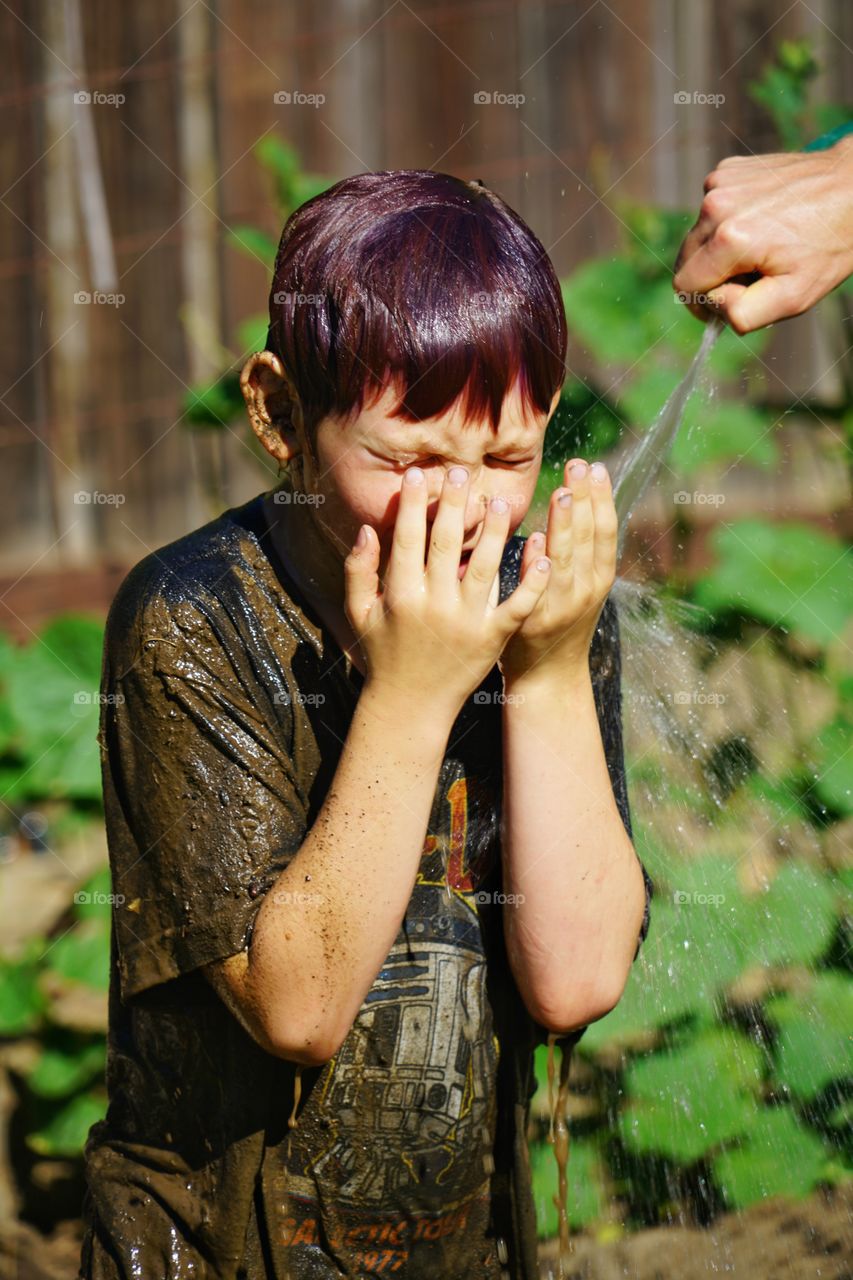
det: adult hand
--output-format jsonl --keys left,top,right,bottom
{"left": 673, "top": 135, "right": 853, "bottom": 334}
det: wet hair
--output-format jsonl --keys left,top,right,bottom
{"left": 264, "top": 169, "right": 567, "bottom": 451}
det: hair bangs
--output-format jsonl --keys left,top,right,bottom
{"left": 265, "top": 170, "right": 567, "bottom": 440}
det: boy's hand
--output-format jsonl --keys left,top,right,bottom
{"left": 498, "top": 459, "right": 617, "bottom": 687}
{"left": 344, "top": 466, "right": 552, "bottom": 721}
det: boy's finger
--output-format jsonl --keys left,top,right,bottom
{"left": 495, "top": 554, "right": 551, "bottom": 633}
{"left": 343, "top": 524, "right": 380, "bottom": 630}
{"left": 426, "top": 465, "right": 470, "bottom": 590}
{"left": 460, "top": 495, "right": 511, "bottom": 600}
{"left": 589, "top": 463, "right": 618, "bottom": 583}
{"left": 386, "top": 468, "right": 427, "bottom": 600}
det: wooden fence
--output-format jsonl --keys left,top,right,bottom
{"left": 0, "top": 0, "right": 850, "bottom": 633}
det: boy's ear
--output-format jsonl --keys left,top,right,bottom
{"left": 548, "top": 388, "right": 562, "bottom": 418}
{"left": 240, "top": 351, "right": 303, "bottom": 464}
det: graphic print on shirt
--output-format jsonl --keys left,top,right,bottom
{"left": 271, "top": 767, "right": 504, "bottom": 1268}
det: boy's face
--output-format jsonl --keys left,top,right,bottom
{"left": 304, "top": 378, "right": 560, "bottom": 583}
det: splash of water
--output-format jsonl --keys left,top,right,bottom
{"left": 611, "top": 316, "right": 724, "bottom": 565}
{"left": 543, "top": 318, "right": 726, "bottom": 1277}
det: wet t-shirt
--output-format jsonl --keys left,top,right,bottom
{"left": 79, "top": 482, "right": 652, "bottom": 1280}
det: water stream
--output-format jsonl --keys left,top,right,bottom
{"left": 543, "top": 317, "right": 726, "bottom": 1279}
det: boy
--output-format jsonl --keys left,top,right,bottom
{"left": 80, "top": 169, "right": 652, "bottom": 1279}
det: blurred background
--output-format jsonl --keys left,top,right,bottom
{"left": 0, "top": 2, "right": 850, "bottom": 1277}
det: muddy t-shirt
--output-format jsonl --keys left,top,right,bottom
{"left": 79, "top": 484, "right": 652, "bottom": 1280}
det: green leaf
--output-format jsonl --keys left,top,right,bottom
{"left": 671, "top": 400, "right": 778, "bottom": 472}
{"left": 226, "top": 225, "right": 277, "bottom": 267}
{"left": 0, "top": 955, "right": 47, "bottom": 1035}
{"left": 235, "top": 315, "right": 271, "bottom": 357}
{"left": 26, "top": 1037, "right": 106, "bottom": 1098}
{"left": 766, "top": 972, "right": 853, "bottom": 1100}
{"left": 26, "top": 1089, "right": 107, "bottom": 1157}
{"left": 73, "top": 867, "right": 115, "bottom": 922}
{"left": 620, "top": 367, "right": 681, "bottom": 429}
{"left": 46, "top": 919, "right": 110, "bottom": 991}
{"left": 5, "top": 617, "right": 104, "bottom": 801}
{"left": 693, "top": 519, "right": 852, "bottom": 647}
{"left": 620, "top": 1027, "right": 764, "bottom": 1162}
{"left": 714, "top": 1107, "right": 831, "bottom": 1207}
{"left": 530, "top": 1136, "right": 609, "bottom": 1234}
{"left": 562, "top": 260, "right": 655, "bottom": 364}
{"left": 726, "top": 861, "right": 838, "bottom": 970}
{"left": 811, "top": 714, "right": 853, "bottom": 817}
{"left": 182, "top": 375, "right": 244, "bottom": 430}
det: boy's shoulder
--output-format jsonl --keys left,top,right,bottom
{"left": 104, "top": 492, "right": 270, "bottom": 660}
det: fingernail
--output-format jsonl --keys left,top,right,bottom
{"left": 536, "top": 557, "right": 551, "bottom": 572}
{"left": 529, "top": 531, "right": 545, "bottom": 545}
{"left": 570, "top": 461, "right": 587, "bottom": 480}
{"left": 489, "top": 495, "right": 508, "bottom": 514}
{"left": 448, "top": 466, "right": 468, "bottom": 487}
{"left": 355, "top": 525, "right": 368, "bottom": 549}
{"left": 558, "top": 491, "right": 572, "bottom": 508}
{"left": 405, "top": 467, "right": 424, "bottom": 485}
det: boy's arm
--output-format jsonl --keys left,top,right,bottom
{"left": 204, "top": 679, "right": 456, "bottom": 1066}
{"left": 499, "top": 601, "right": 648, "bottom": 1034}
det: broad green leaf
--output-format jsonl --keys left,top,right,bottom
{"left": 226, "top": 225, "right": 277, "bottom": 267}
{"left": 0, "top": 955, "right": 46, "bottom": 1035}
{"left": 714, "top": 1107, "right": 831, "bottom": 1207}
{"left": 530, "top": 1136, "right": 609, "bottom": 1234}
{"left": 27, "top": 1089, "right": 107, "bottom": 1157}
{"left": 235, "top": 314, "right": 271, "bottom": 357}
{"left": 726, "top": 860, "right": 838, "bottom": 970}
{"left": 73, "top": 867, "right": 116, "bottom": 922}
{"left": 620, "top": 367, "right": 681, "bottom": 429}
{"left": 766, "top": 972, "right": 853, "bottom": 1099}
{"left": 620, "top": 1027, "right": 764, "bottom": 1162}
{"left": 811, "top": 715, "right": 853, "bottom": 817}
{"left": 183, "top": 375, "right": 244, "bottom": 429}
{"left": 26, "top": 1038, "right": 106, "bottom": 1098}
{"left": 45, "top": 920, "right": 111, "bottom": 991}
{"left": 671, "top": 400, "right": 778, "bottom": 472}
{"left": 5, "top": 616, "right": 104, "bottom": 801}
{"left": 694, "top": 519, "right": 852, "bottom": 647}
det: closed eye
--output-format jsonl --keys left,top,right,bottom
{"left": 386, "top": 455, "right": 534, "bottom": 468}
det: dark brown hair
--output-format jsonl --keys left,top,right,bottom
{"left": 265, "top": 169, "right": 567, "bottom": 447}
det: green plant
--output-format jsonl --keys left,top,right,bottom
{"left": 1, "top": 867, "right": 111, "bottom": 1159}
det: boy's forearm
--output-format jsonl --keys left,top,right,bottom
{"left": 500, "top": 667, "right": 647, "bottom": 1033}
{"left": 245, "top": 679, "right": 456, "bottom": 1064}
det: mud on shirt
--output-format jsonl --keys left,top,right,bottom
{"left": 79, "top": 484, "right": 652, "bottom": 1280}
